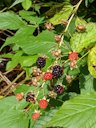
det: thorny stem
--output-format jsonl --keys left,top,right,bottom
{"left": 64, "top": 0, "right": 84, "bottom": 33}
{"left": 60, "top": 0, "right": 84, "bottom": 47}
{"left": 0, "top": 71, "right": 25, "bottom": 95}
{"left": 78, "top": 50, "right": 90, "bottom": 62}
{"left": 59, "top": 0, "right": 84, "bottom": 65}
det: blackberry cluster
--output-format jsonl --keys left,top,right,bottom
{"left": 36, "top": 57, "right": 46, "bottom": 68}
{"left": 54, "top": 85, "right": 64, "bottom": 94}
{"left": 26, "top": 92, "right": 35, "bottom": 103}
{"left": 52, "top": 65, "right": 63, "bottom": 78}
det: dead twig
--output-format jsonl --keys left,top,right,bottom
{"left": 0, "top": 71, "right": 25, "bottom": 95}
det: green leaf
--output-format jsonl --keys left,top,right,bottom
{"left": 46, "top": 93, "right": 96, "bottom": 128}
{"left": 6, "top": 51, "right": 23, "bottom": 70}
{"left": 0, "top": 96, "right": 18, "bottom": 114}
{"left": 24, "top": 67, "right": 32, "bottom": 78}
{"left": 22, "top": 0, "right": 32, "bottom": 10}
{"left": 0, "top": 11, "right": 26, "bottom": 30}
{"left": 88, "top": 46, "right": 96, "bottom": 78}
{"left": 42, "top": 58, "right": 53, "bottom": 71}
{"left": 19, "top": 10, "right": 44, "bottom": 25}
{"left": 14, "top": 84, "right": 29, "bottom": 94}
{"left": 49, "top": 4, "right": 73, "bottom": 25}
{"left": 0, "top": 53, "right": 13, "bottom": 59}
{"left": 75, "top": 17, "right": 87, "bottom": 26}
{"left": 1, "top": 26, "right": 35, "bottom": 50}
{"left": 68, "top": 68, "right": 80, "bottom": 76}
{"left": 70, "top": 23, "right": 96, "bottom": 53}
{"left": 79, "top": 66, "right": 96, "bottom": 93}
{"left": 2, "top": 30, "right": 55, "bottom": 55}
{"left": 15, "top": 84, "right": 39, "bottom": 95}
{"left": 0, "top": 109, "right": 29, "bottom": 128}
{"left": 20, "top": 55, "right": 37, "bottom": 67}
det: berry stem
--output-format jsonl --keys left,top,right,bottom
{"left": 61, "top": 0, "right": 84, "bottom": 48}
{"left": 64, "top": 0, "right": 84, "bottom": 33}
{"left": 78, "top": 50, "right": 90, "bottom": 62}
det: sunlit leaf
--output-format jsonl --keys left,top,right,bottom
{"left": 46, "top": 93, "right": 96, "bottom": 128}
{"left": 70, "top": 23, "right": 96, "bottom": 53}
{"left": 88, "top": 45, "right": 96, "bottom": 78}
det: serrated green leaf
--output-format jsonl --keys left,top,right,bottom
{"left": 88, "top": 46, "right": 96, "bottom": 78}
{"left": 1, "top": 30, "right": 55, "bottom": 55}
{"left": 49, "top": 4, "right": 73, "bottom": 25}
{"left": 70, "top": 23, "right": 96, "bottom": 53}
{"left": 68, "top": 68, "right": 80, "bottom": 76}
{"left": 0, "top": 96, "right": 18, "bottom": 114}
{"left": 46, "top": 93, "right": 96, "bottom": 128}
{"left": 0, "top": 11, "right": 26, "bottom": 30}
{"left": 24, "top": 67, "right": 32, "bottom": 78}
{"left": 14, "top": 84, "right": 29, "bottom": 94}
{"left": 0, "top": 26, "right": 36, "bottom": 50}
{"left": 18, "top": 30, "right": 55, "bottom": 55}
{"left": 0, "top": 109, "right": 29, "bottom": 128}
{"left": 6, "top": 51, "right": 23, "bottom": 70}
{"left": 22, "top": 0, "right": 32, "bottom": 10}
{"left": 75, "top": 17, "right": 87, "bottom": 26}
{"left": 20, "top": 55, "right": 37, "bottom": 67}
{"left": 79, "top": 66, "right": 96, "bottom": 93}
{"left": 0, "top": 53, "right": 13, "bottom": 59}
{"left": 1, "top": 28, "right": 55, "bottom": 55}
{"left": 19, "top": 10, "right": 44, "bottom": 25}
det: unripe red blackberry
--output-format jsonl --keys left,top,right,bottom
{"left": 36, "top": 57, "right": 46, "bottom": 68}
{"left": 16, "top": 93, "right": 24, "bottom": 101}
{"left": 26, "top": 92, "right": 35, "bottom": 103}
{"left": 68, "top": 52, "right": 78, "bottom": 61}
{"left": 54, "top": 85, "right": 64, "bottom": 94}
{"left": 38, "top": 99, "right": 48, "bottom": 109}
{"left": 52, "top": 65, "right": 63, "bottom": 78}
{"left": 44, "top": 72, "right": 53, "bottom": 80}
{"left": 32, "top": 111, "right": 40, "bottom": 121}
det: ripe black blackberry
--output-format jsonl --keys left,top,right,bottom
{"left": 26, "top": 92, "right": 35, "bottom": 103}
{"left": 36, "top": 57, "right": 46, "bottom": 68}
{"left": 54, "top": 85, "right": 64, "bottom": 94}
{"left": 52, "top": 65, "right": 63, "bottom": 78}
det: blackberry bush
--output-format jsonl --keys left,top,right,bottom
{"left": 0, "top": 0, "right": 96, "bottom": 128}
